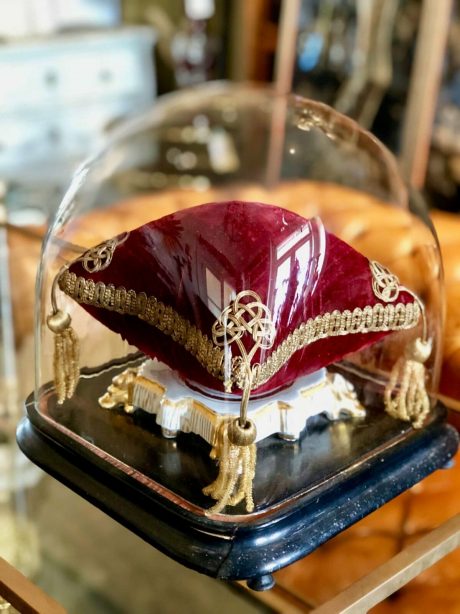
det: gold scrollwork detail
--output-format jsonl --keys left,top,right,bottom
{"left": 98, "top": 367, "right": 139, "bottom": 413}
{"left": 81, "top": 233, "right": 129, "bottom": 274}
{"left": 369, "top": 260, "right": 400, "bottom": 303}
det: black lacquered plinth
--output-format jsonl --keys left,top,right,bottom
{"left": 17, "top": 358, "right": 459, "bottom": 589}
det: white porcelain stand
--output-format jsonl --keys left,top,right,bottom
{"left": 124, "top": 360, "right": 365, "bottom": 446}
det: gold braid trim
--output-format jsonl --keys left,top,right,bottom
{"left": 252, "top": 302, "right": 421, "bottom": 388}
{"left": 58, "top": 270, "right": 225, "bottom": 380}
{"left": 58, "top": 270, "right": 421, "bottom": 390}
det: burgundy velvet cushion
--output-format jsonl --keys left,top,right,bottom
{"left": 67, "top": 201, "right": 415, "bottom": 395}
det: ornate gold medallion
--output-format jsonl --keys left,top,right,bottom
{"left": 82, "top": 233, "right": 129, "bottom": 273}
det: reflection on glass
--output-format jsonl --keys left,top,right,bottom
{"left": 29, "top": 84, "right": 443, "bottom": 519}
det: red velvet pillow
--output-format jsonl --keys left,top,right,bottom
{"left": 58, "top": 201, "right": 420, "bottom": 397}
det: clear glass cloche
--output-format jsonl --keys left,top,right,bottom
{"left": 31, "top": 82, "right": 443, "bottom": 521}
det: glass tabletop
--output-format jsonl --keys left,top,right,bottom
{"left": 0, "top": 214, "right": 265, "bottom": 614}
{"left": 1, "top": 444, "right": 267, "bottom": 614}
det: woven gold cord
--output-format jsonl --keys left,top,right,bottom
{"left": 203, "top": 420, "right": 257, "bottom": 514}
{"left": 384, "top": 289, "right": 431, "bottom": 429}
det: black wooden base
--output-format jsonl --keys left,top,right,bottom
{"left": 17, "top": 360, "right": 459, "bottom": 590}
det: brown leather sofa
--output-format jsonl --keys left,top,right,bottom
{"left": 7, "top": 183, "right": 460, "bottom": 611}
{"left": 10, "top": 182, "right": 457, "bottom": 407}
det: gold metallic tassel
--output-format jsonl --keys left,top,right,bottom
{"left": 47, "top": 309, "right": 80, "bottom": 404}
{"left": 384, "top": 337, "right": 432, "bottom": 428}
{"left": 46, "top": 238, "right": 128, "bottom": 405}
{"left": 203, "top": 418, "right": 257, "bottom": 515}
{"left": 47, "top": 264, "right": 80, "bottom": 403}
{"left": 205, "top": 291, "right": 274, "bottom": 514}
{"left": 47, "top": 258, "right": 81, "bottom": 407}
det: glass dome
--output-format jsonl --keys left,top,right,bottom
{"left": 32, "top": 82, "right": 443, "bottom": 520}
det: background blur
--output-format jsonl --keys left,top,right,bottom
{"left": 0, "top": 1, "right": 459, "bottom": 613}
{"left": 0, "top": 0, "right": 459, "bottom": 224}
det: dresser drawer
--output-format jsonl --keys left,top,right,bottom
{"left": 0, "top": 27, "right": 156, "bottom": 180}
{"left": 0, "top": 96, "right": 152, "bottom": 173}
{"left": 0, "top": 27, "right": 156, "bottom": 112}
